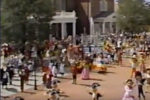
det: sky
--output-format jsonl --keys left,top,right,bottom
{"left": 115, "top": 0, "right": 150, "bottom": 2}
{"left": 146, "top": 0, "right": 150, "bottom": 2}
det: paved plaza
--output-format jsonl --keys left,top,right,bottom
{"left": 1, "top": 58, "right": 150, "bottom": 100}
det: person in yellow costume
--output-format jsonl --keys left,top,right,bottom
{"left": 139, "top": 53, "right": 146, "bottom": 73}
{"left": 104, "top": 41, "right": 113, "bottom": 53}
{"left": 130, "top": 53, "right": 138, "bottom": 78}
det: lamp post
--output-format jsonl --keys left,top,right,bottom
{"left": 31, "top": 45, "right": 38, "bottom": 90}
{"left": 27, "top": 15, "right": 38, "bottom": 90}
{"left": 33, "top": 57, "right": 37, "bottom": 90}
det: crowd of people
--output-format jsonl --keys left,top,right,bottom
{"left": 1, "top": 33, "right": 150, "bottom": 100}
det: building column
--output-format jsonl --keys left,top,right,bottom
{"left": 115, "top": 23, "right": 118, "bottom": 33}
{"left": 109, "top": 22, "right": 113, "bottom": 33}
{"left": 64, "top": 23, "right": 67, "bottom": 38}
{"left": 102, "top": 22, "right": 106, "bottom": 34}
{"left": 61, "top": 23, "right": 65, "bottom": 40}
{"left": 73, "top": 22, "right": 76, "bottom": 44}
{"left": 61, "top": 22, "right": 67, "bottom": 40}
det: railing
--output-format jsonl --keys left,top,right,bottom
{"left": 81, "top": 34, "right": 104, "bottom": 46}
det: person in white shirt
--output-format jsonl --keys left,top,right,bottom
{"left": 59, "top": 62, "right": 65, "bottom": 76}
{"left": 52, "top": 63, "right": 58, "bottom": 78}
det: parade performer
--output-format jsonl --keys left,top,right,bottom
{"left": 51, "top": 79, "right": 61, "bottom": 91}
{"left": 81, "top": 60, "right": 90, "bottom": 80}
{"left": 52, "top": 63, "right": 58, "bottom": 78}
{"left": 145, "top": 68, "right": 150, "bottom": 93}
{"left": 43, "top": 71, "right": 47, "bottom": 86}
{"left": 135, "top": 71, "right": 145, "bottom": 100}
{"left": 139, "top": 53, "right": 146, "bottom": 73}
{"left": 89, "top": 83, "right": 102, "bottom": 100}
{"left": 71, "top": 63, "right": 78, "bottom": 84}
{"left": 117, "top": 49, "right": 123, "bottom": 66}
{"left": 67, "top": 44, "right": 74, "bottom": 60}
{"left": 46, "top": 71, "right": 53, "bottom": 89}
{"left": 47, "top": 89, "right": 60, "bottom": 100}
{"left": 93, "top": 54, "right": 107, "bottom": 72}
{"left": 122, "top": 79, "right": 136, "bottom": 100}
{"left": 46, "top": 80, "right": 62, "bottom": 100}
{"left": 104, "top": 40, "right": 113, "bottom": 54}
{"left": 130, "top": 54, "right": 138, "bottom": 78}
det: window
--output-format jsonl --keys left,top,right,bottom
{"left": 100, "top": 0, "right": 108, "bottom": 12}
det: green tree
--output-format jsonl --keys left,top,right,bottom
{"left": 117, "top": 0, "right": 150, "bottom": 33}
{"left": 1, "top": 0, "right": 54, "bottom": 43}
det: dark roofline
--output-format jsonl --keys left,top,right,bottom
{"left": 93, "top": 11, "right": 114, "bottom": 19}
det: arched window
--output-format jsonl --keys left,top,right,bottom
{"left": 100, "top": 0, "right": 108, "bottom": 12}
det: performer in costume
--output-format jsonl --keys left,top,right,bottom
{"left": 93, "top": 54, "right": 107, "bottom": 72}
{"left": 81, "top": 60, "right": 90, "bottom": 80}
{"left": 46, "top": 71, "right": 53, "bottom": 89}
{"left": 135, "top": 71, "right": 145, "bottom": 100}
{"left": 122, "top": 79, "right": 136, "bottom": 100}
{"left": 52, "top": 63, "right": 58, "bottom": 78}
{"left": 46, "top": 80, "right": 62, "bottom": 100}
{"left": 117, "top": 48, "right": 123, "bottom": 66}
{"left": 139, "top": 53, "right": 146, "bottom": 73}
{"left": 130, "top": 53, "right": 138, "bottom": 78}
{"left": 71, "top": 63, "right": 78, "bottom": 84}
{"left": 89, "top": 83, "right": 102, "bottom": 100}
{"left": 47, "top": 89, "right": 60, "bottom": 100}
